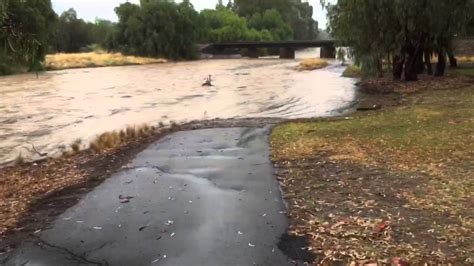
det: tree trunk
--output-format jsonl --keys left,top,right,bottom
{"left": 416, "top": 48, "right": 425, "bottom": 74}
{"left": 404, "top": 42, "right": 418, "bottom": 81}
{"left": 393, "top": 54, "right": 404, "bottom": 80}
{"left": 377, "top": 58, "right": 383, "bottom": 77}
{"left": 447, "top": 50, "right": 457, "bottom": 68}
{"left": 424, "top": 49, "right": 433, "bottom": 75}
{"left": 434, "top": 49, "right": 446, "bottom": 77}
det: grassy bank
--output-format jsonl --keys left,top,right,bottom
{"left": 270, "top": 79, "right": 473, "bottom": 263}
{"left": 342, "top": 64, "right": 362, "bottom": 78}
{"left": 45, "top": 52, "right": 167, "bottom": 71}
{"left": 298, "top": 58, "right": 329, "bottom": 71}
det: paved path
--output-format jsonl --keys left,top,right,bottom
{"left": 4, "top": 128, "right": 295, "bottom": 265}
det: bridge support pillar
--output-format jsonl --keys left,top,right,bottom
{"left": 320, "top": 46, "right": 336, "bottom": 58}
{"left": 279, "top": 47, "right": 295, "bottom": 59}
{"left": 247, "top": 47, "right": 259, "bottom": 58}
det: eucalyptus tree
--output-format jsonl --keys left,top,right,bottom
{"left": 325, "top": 0, "right": 474, "bottom": 80}
{"left": 0, "top": 0, "right": 56, "bottom": 75}
{"left": 54, "top": 9, "right": 92, "bottom": 53}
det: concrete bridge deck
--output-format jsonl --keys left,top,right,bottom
{"left": 200, "top": 39, "right": 336, "bottom": 59}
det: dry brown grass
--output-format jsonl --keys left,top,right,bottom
{"left": 70, "top": 139, "right": 82, "bottom": 153}
{"left": 271, "top": 86, "right": 474, "bottom": 263}
{"left": 13, "top": 154, "right": 25, "bottom": 166}
{"left": 45, "top": 52, "right": 167, "bottom": 71}
{"left": 297, "top": 58, "right": 329, "bottom": 71}
{"left": 90, "top": 125, "right": 155, "bottom": 152}
{"left": 457, "top": 56, "right": 474, "bottom": 64}
{"left": 0, "top": 123, "right": 162, "bottom": 239}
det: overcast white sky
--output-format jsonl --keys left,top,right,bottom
{"left": 51, "top": 0, "right": 330, "bottom": 29}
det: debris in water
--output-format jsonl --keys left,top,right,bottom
{"left": 120, "top": 198, "right": 130, "bottom": 203}
{"left": 76, "top": 221, "right": 83, "bottom": 223}
{"left": 170, "top": 232, "right": 176, "bottom": 237}
{"left": 151, "top": 258, "right": 160, "bottom": 264}
{"left": 34, "top": 229, "right": 41, "bottom": 234}
{"left": 139, "top": 226, "right": 148, "bottom": 231}
{"left": 93, "top": 227, "right": 102, "bottom": 230}
{"left": 238, "top": 231, "right": 243, "bottom": 235}
{"left": 188, "top": 200, "right": 193, "bottom": 204}
{"left": 163, "top": 255, "right": 167, "bottom": 259}
{"left": 63, "top": 217, "right": 72, "bottom": 221}
{"left": 165, "top": 220, "right": 174, "bottom": 225}
{"left": 248, "top": 243, "right": 256, "bottom": 247}
{"left": 262, "top": 213, "right": 267, "bottom": 217}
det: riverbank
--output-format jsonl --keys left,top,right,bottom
{"left": 0, "top": 118, "right": 283, "bottom": 253}
{"left": 44, "top": 52, "right": 167, "bottom": 71}
{"left": 270, "top": 74, "right": 473, "bottom": 263}
{"left": 1, "top": 63, "right": 472, "bottom": 261}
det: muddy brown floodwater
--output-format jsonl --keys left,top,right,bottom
{"left": 0, "top": 50, "right": 357, "bottom": 164}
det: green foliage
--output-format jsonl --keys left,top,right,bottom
{"left": 234, "top": 0, "right": 318, "bottom": 40}
{"left": 0, "top": 0, "right": 56, "bottom": 74}
{"left": 199, "top": 8, "right": 276, "bottom": 42}
{"left": 326, "top": 0, "right": 474, "bottom": 77}
{"left": 248, "top": 9, "right": 293, "bottom": 41}
{"left": 109, "top": 0, "right": 199, "bottom": 59}
{"left": 52, "top": 9, "right": 116, "bottom": 53}
{"left": 54, "top": 8, "right": 91, "bottom": 53}
{"left": 89, "top": 19, "right": 116, "bottom": 49}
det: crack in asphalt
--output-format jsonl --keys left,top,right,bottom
{"left": 35, "top": 237, "right": 108, "bottom": 266}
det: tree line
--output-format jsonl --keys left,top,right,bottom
{"left": 325, "top": 0, "right": 474, "bottom": 80}
{"left": 1, "top": 0, "right": 319, "bottom": 74}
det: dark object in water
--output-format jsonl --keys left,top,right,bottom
{"left": 202, "top": 75, "right": 213, "bottom": 86}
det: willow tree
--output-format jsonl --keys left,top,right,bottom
{"left": 112, "top": 0, "right": 200, "bottom": 59}
{"left": 325, "top": 0, "right": 474, "bottom": 80}
{"left": 0, "top": 0, "right": 56, "bottom": 75}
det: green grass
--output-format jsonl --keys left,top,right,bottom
{"left": 270, "top": 86, "right": 474, "bottom": 262}
{"left": 272, "top": 87, "right": 473, "bottom": 174}
{"left": 449, "top": 65, "right": 474, "bottom": 77}
{"left": 272, "top": 86, "right": 474, "bottom": 216}
{"left": 342, "top": 64, "right": 362, "bottom": 78}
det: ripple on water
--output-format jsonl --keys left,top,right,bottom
{"left": 0, "top": 56, "right": 357, "bottom": 164}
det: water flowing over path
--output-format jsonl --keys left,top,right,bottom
{"left": 0, "top": 53, "right": 356, "bottom": 164}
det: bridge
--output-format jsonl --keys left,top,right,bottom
{"left": 200, "top": 39, "right": 336, "bottom": 59}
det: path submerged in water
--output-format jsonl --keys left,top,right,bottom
{"left": 0, "top": 57, "right": 357, "bottom": 164}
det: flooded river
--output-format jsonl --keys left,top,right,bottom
{"left": 0, "top": 50, "right": 357, "bottom": 164}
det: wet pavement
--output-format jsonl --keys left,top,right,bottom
{"left": 2, "top": 127, "right": 296, "bottom": 265}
